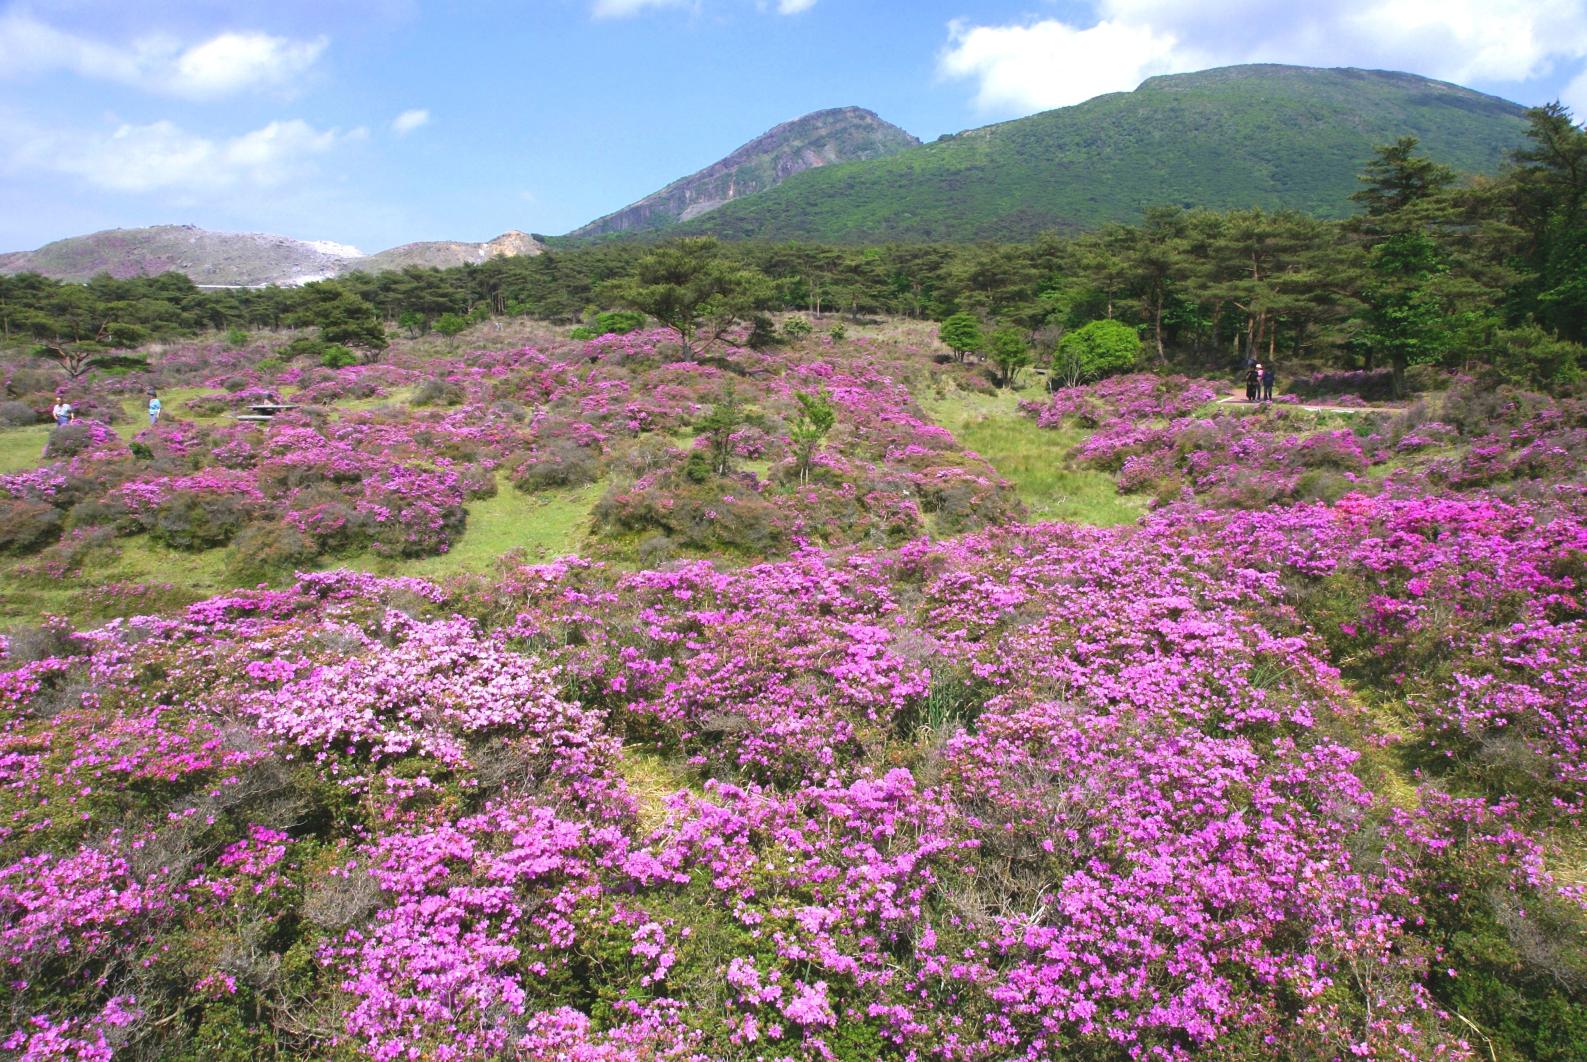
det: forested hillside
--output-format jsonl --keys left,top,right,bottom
{"left": 663, "top": 65, "right": 1528, "bottom": 241}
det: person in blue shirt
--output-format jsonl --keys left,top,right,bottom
{"left": 147, "top": 390, "right": 162, "bottom": 426}
{"left": 1261, "top": 363, "right": 1275, "bottom": 402}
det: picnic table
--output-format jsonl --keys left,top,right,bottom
{"left": 236, "top": 403, "right": 299, "bottom": 423}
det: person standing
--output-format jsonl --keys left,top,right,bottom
{"left": 1246, "top": 363, "right": 1261, "bottom": 402}
{"left": 52, "top": 399, "right": 71, "bottom": 426}
{"left": 147, "top": 390, "right": 162, "bottom": 426}
{"left": 1261, "top": 363, "right": 1275, "bottom": 402}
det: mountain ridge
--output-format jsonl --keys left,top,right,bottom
{"left": 0, "top": 224, "right": 545, "bottom": 287}
{"left": 661, "top": 64, "right": 1531, "bottom": 242}
{"left": 0, "top": 64, "right": 1540, "bottom": 284}
{"left": 565, "top": 106, "right": 920, "bottom": 239}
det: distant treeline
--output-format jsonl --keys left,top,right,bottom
{"left": 3, "top": 105, "right": 1584, "bottom": 394}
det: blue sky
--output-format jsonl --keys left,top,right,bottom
{"left": 3, "top": 0, "right": 1586, "bottom": 252}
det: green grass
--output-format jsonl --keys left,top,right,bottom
{"left": 350, "top": 477, "right": 603, "bottom": 579}
{"left": 0, "top": 534, "right": 233, "bottom": 629}
{"left": 924, "top": 381, "right": 1144, "bottom": 527}
{"left": 0, "top": 426, "right": 50, "bottom": 473}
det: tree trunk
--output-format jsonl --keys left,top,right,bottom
{"left": 1153, "top": 295, "right": 1165, "bottom": 363}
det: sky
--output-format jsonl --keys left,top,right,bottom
{"left": 3, "top": 0, "right": 1587, "bottom": 253}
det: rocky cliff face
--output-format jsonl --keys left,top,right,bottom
{"left": 566, "top": 106, "right": 919, "bottom": 238}
{"left": 0, "top": 226, "right": 544, "bottom": 286}
{"left": 355, "top": 230, "right": 545, "bottom": 273}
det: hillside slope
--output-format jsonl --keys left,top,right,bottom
{"left": 565, "top": 106, "right": 920, "bottom": 238}
{"left": 0, "top": 226, "right": 544, "bottom": 286}
{"left": 0, "top": 225, "right": 365, "bottom": 286}
{"left": 671, "top": 65, "right": 1530, "bottom": 242}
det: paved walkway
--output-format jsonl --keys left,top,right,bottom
{"left": 1215, "top": 387, "right": 1405, "bottom": 415}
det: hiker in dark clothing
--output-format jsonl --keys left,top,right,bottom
{"left": 1246, "top": 364, "right": 1261, "bottom": 402}
{"left": 1261, "top": 364, "right": 1275, "bottom": 402}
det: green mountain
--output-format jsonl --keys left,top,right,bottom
{"left": 566, "top": 107, "right": 920, "bottom": 239}
{"left": 661, "top": 65, "right": 1530, "bottom": 242}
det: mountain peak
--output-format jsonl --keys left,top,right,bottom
{"left": 666, "top": 63, "right": 1530, "bottom": 243}
{"left": 565, "top": 106, "right": 918, "bottom": 238}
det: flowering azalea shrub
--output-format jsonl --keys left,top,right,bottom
{"left": 0, "top": 328, "right": 1025, "bottom": 578}
{"left": 2, "top": 335, "right": 1586, "bottom": 1060}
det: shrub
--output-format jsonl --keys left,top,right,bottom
{"left": 746, "top": 315, "right": 778, "bottom": 350}
{"left": 781, "top": 317, "right": 814, "bottom": 340}
{"left": 594, "top": 310, "right": 645, "bottom": 335}
{"left": 44, "top": 423, "right": 108, "bottom": 459}
{"left": 410, "top": 378, "right": 466, "bottom": 407}
{"left": 569, "top": 326, "right": 600, "bottom": 341}
{"left": 1484, "top": 322, "right": 1584, "bottom": 393}
{"left": 513, "top": 440, "right": 601, "bottom": 492}
{"left": 938, "top": 312, "right": 983, "bottom": 361}
{"left": 636, "top": 533, "right": 675, "bottom": 566}
{"left": 1295, "top": 469, "right": 1356, "bottom": 503}
{"left": 65, "top": 496, "right": 140, "bottom": 536}
{"left": 225, "top": 327, "right": 250, "bottom": 347}
{"left": 283, "top": 335, "right": 328, "bottom": 360}
{"left": 0, "top": 499, "right": 64, "bottom": 555}
{"left": 226, "top": 522, "right": 319, "bottom": 581}
{"left": 1, "top": 619, "right": 84, "bottom": 663}
{"left": 283, "top": 490, "right": 372, "bottom": 555}
{"left": 320, "top": 344, "right": 358, "bottom": 369}
{"left": 1055, "top": 319, "right": 1141, "bottom": 383}
{"left": 0, "top": 400, "right": 40, "bottom": 426}
{"left": 149, "top": 493, "right": 252, "bottom": 551}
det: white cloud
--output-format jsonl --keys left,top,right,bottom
{"left": 1563, "top": 65, "right": 1587, "bottom": 120}
{"left": 168, "top": 31, "right": 327, "bottom": 98}
{"left": 940, "top": 1, "right": 1587, "bottom": 116}
{"left": 2, "top": 114, "right": 358, "bottom": 195}
{"left": 940, "top": 17, "right": 1185, "bottom": 112}
{"left": 591, "top": 0, "right": 693, "bottom": 17}
{"left": 392, "top": 108, "right": 430, "bottom": 135}
{"left": 778, "top": 0, "right": 818, "bottom": 13}
{"left": 0, "top": 11, "right": 326, "bottom": 99}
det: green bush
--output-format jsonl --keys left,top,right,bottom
{"left": 569, "top": 326, "right": 600, "bottom": 341}
{"left": 938, "top": 312, "right": 984, "bottom": 361}
{"left": 283, "top": 335, "right": 327, "bottom": 360}
{"left": 512, "top": 441, "right": 602, "bottom": 492}
{"left": 781, "top": 317, "right": 814, "bottom": 339}
{"left": 746, "top": 314, "right": 778, "bottom": 349}
{"left": 594, "top": 310, "right": 645, "bottom": 335}
{"left": 225, "top": 327, "right": 250, "bottom": 347}
{"left": 319, "top": 344, "right": 357, "bottom": 369}
{"left": 1056, "top": 319, "right": 1141, "bottom": 382}
{"left": 410, "top": 378, "right": 466, "bottom": 407}
{"left": 0, "top": 499, "right": 64, "bottom": 555}
{"left": 149, "top": 493, "right": 251, "bottom": 551}
{"left": 226, "top": 522, "right": 319, "bottom": 582}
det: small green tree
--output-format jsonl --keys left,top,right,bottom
{"left": 398, "top": 310, "right": 425, "bottom": 338}
{"left": 988, "top": 326, "right": 1032, "bottom": 388}
{"left": 1484, "top": 322, "right": 1584, "bottom": 392}
{"left": 1055, "top": 319, "right": 1141, "bottom": 384}
{"left": 310, "top": 292, "right": 389, "bottom": 362}
{"left": 604, "top": 237, "right": 770, "bottom": 357}
{"left": 746, "top": 314, "right": 778, "bottom": 350}
{"left": 594, "top": 310, "right": 645, "bottom": 335}
{"left": 435, "top": 312, "right": 470, "bottom": 348}
{"left": 788, "top": 389, "right": 836, "bottom": 484}
{"left": 697, "top": 392, "right": 747, "bottom": 476}
{"left": 781, "top": 317, "right": 814, "bottom": 340}
{"left": 938, "top": 312, "right": 984, "bottom": 362}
